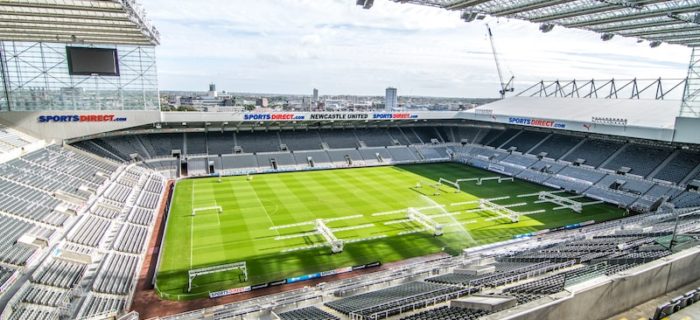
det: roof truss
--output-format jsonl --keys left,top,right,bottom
{"left": 390, "top": 0, "right": 700, "bottom": 47}
{"left": 0, "top": 0, "right": 159, "bottom": 45}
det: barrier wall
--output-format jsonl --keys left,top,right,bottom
{"left": 490, "top": 247, "right": 700, "bottom": 320}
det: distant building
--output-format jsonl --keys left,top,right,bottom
{"left": 385, "top": 87, "right": 398, "bottom": 111}
{"left": 256, "top": 98, "right": 269, "bottom": 108}
{"left": 313, "top": 88, "right": 319, "bottom": 102}
{"left": 208, "top": 83, "right": 218, "bottom": 98}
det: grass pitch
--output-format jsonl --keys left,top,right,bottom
{"left": 156, "top": 163, "right": 625, "bottom": 299}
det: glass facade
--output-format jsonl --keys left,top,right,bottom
{"left": 0, "top": 41, "right": 159, "bottom": 111}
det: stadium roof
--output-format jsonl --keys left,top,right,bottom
{"left": 470, "top": 96, "right": 681, "bottom": 129}
{"left": 0, "top": 0, "right": 159, "bottom": 45}
{"left": 390, "top": 0, "right": 700, "bottom": 47}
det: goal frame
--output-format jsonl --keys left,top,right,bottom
{"left": 192, "top": 205, "right": 222, "bottom": 216}
{"left": 187, "top": 261, "right": 247, "bottom": 293}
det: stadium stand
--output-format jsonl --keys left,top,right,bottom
{"left": 277, "top": 306, "right": 339, "bottom": 320}
{"left": 281, "top": 130, "right": 324, "bottom": 151}
{"left": 320, "top": 130, "right": 360, "bottom": 149}
{"left": 236, "top": 131, "right": 282, "bottom": 153}
{"left": 603, "top": 144, "right": 673, "bottom": 177}
{"left": 563, "top": 138, "right": 624, "bottom": 167}
{"left": 528, "top": 134, "right": 583, "bottom": 160}
{"left": 653, "top": 150, "right": 700, "bottom": 184}
{"left": 501, "top": 130, "right": 549, "bottom": 153}
{"left": 486, "top": 129, "right": 520, "bottom": 148}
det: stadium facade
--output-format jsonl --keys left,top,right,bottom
{"left": 0, "top": 1, "right": 699, "bottom": 320}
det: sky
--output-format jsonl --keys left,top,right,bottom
{"left": 140, "top": 0, "right": 692, "bottom": 98}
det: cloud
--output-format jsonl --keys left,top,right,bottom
{"left": 141, "top": 0, "right": 691, "bottom": 98}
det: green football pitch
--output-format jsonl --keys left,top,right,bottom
{"left": 155, "top": 163, "right": 625, "bottom": 300}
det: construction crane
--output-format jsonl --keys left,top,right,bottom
{"left": 486, "top": 23, "right": 514, "bottom": 99}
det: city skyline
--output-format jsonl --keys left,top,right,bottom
{"left": 143, "top": 0, "right": 692, "bottom": 98}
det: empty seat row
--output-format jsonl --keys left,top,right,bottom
{"left": 113, "top": 224, "right": 149, "bottom": 254}
{"left": 92, "top": 254, "right": 139, "bottom": 295}
{"left": 32, "top": 259, "right": 86, "bottom": 289}
{"left": 68, "top": 216, "right": 111, "bottom": 247}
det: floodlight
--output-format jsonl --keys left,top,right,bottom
{"left": 539, "top": 23, "right": 555, "bottom": 33}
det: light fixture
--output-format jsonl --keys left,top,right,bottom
{"left": 539, "top": 23, "right": 555, "bottom": 33}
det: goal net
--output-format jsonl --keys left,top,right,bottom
{"left": 192, "top": 206, "right": 222, "bottom": 216}
{"left": 187, "top": 261, "right": 247, "bottom": 292}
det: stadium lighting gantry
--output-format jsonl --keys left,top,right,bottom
{"left": 363, "top": 0, "right": 700, "bottom": 48}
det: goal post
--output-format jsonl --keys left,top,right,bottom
{"left": 192, "top": 206, "right": 222, "bottom": 216}
{"left": 188, "top": 262, "right": 247, "bottom": 293}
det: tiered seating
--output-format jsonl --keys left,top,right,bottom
{"left": 418, "top": 147, "right": 449, "bottom": 160}
{"left": 128, "top": 207, "right": 155, "bottom": 226}
{"left": 256, "top": 152, "right": 297, "bottom": 168}
{"left": 596, "top": 175, "right": 654, "bottom": 195}
{"left": 387, "top": 127, "right": 411, "bottom": 145}
{"left": 502, "top": 154, "right": 538, "bottom": 168}
{"left": 236, "top": 131, "right": 281, "bottom": 153}
{"left": 320, "top": 130, "right": 359, "bottom": 148}
{"left": 78, "top": 295, "right": 126, "bottom": 318}
{"left": 221, "top": 154, "right": 258, "bottom": 170}
{"left": 653, "top": 151, "right": 700, "bottom": 184}
{"left": 356, "top": 129, "right": 395, "bottom": 147}
{"left": 0, "top": 125, "right": 31, "bottom": 153}
{"left": 206, "top": 131, "right": 234, "bottom": 155}
{"left": 92, "top": 253, "right": 139, "bottom": 295}
{"left": 327, "top": 149, "right": 363, "bottom": 163}
{"left": 411, "top": 127, "right": 440, "bottom": 144}
{"left": 563, "top": 139, "right": 624, "bottom": 167}
{"left": 68, "top": 216, "right": 111, "bottom": 247}
{"left": 401, "top": 306, "right": 488, "bottom": 320}
{"left": 19, "top": 285, "right": 69, "bottom": 308}
{"left": 138, "top": 191, "right": 161, "bottom": 209}
{"left": 0, "top": 266, "right": 15, "bottom": 287}
{"left": 477, "top": 129, "right": 503, "bottom": 146}
{"left": 501, "top": 131, "right": 549, "bottom": 153}
{"left": 529, "top": 134, "right": 583, "bottom": 159}
{"left": 185, "top": 133, "right": 207, "bottom": 155}
{"left": 529, "top": 160, "right": 566, "bottom": 174}
{"left": 91, "top": 206, "right": 121, "bottom": 219}
{"left": 437, "top": 127, "right": 453, "bottom": 142}
{"left": 671, "top": 191, "right": 700, "bottom": 208}
{"left": 33, "top": 259, "right": 86, "bottom": 289}
{"left": 325, "top": 282, "right": 461, "bottom": 317}
{"left": 278, "top": 306, "right": 339, "bottom": 320}
{"left": 186, "top": 157, "right": 208, "bottom": 176}
{"left": 388, "top": 147, "right": 419, "bottom": 162}
{"left": 0, "top": 179, "right": 68, "bottom": 227}
{"left": 72, "top": 140, "right": 125, "bottom": 162}
{"left": 94, "top": 136, "right": 147, "bottom": 160}
{"left": 454, "top": 126, "right": 481, "bottom": 143}
{"left": 603, "top": 144, "right": 673, "bottom": 177}
{"left": 0, "top": 216, "right": 46, "bottom": 266}
{"left": 141, "top": 133, "right": 183, "bottom": 157}
{"left": 113, "top": 224, "right": 148, "bottom": 254}
{"left": 359, "top": 147, "right": 392, "bottom": 163}
{"left": 6, "top": 305, "right": 57, "bottom": 320}
{"left": 105, "top": 184, "right": 131, "bottom": 203}
{"left": 486, "top": 129, "right": 520, "bottom": 148}
{"left": 557, "top": 166, "right": 607, "bottom": 184}
{"left": 427, "top": 262, "right": 551, "bottom": 287}
{"left": 293, "top": 151, "right": 332, "bottom": 166}
{"left": 281, "top": 131, "right": 324, "bottom": 151}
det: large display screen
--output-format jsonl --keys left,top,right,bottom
{"left": 66, "top": 47, "right": 120, "bottom": 76}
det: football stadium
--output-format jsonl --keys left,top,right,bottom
{"left": 1, "top": 1, "right": 700, "bottom": 320}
